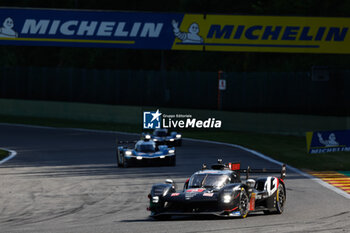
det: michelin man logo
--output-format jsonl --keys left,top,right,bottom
{"left": 317, "top": 133, "right": 339, "bottom": 147}
{"left": 172, "top": 20, "right": 203, "bottom": 43}
{"left": 143, "top": 109, "right": 162, "bottom": 129}
{"left": 0, "top": 17, "right": 18, "bottom": 38}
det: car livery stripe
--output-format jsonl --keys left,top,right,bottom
{"left": 203, "top": 192, "right": 214, "bottom": 197}
{"left": 186, "top": 188, "right": 205, "bottom": 193}
{"left": 224, "top": 206, "right": 238, "bottom": 212}
{"left": 307, "top": 171, "right": 350, "bottom": 194}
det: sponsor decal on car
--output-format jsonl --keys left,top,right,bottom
{"left": 203, "top": 192, "right": 214, "bottom": 197}
{"left": 186, "top": 188, "right": 205, "bottom": 193}
{"left": 231, "top": 211, "right": 241, "bottom": 216}
{"left": 249, "top": 193, "right": 256, "bottom": 211}
{"left": 171, "top": 193, "right": 180, "bottom": 196}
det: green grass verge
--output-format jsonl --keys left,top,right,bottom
{"left": 1, "top": 115, "right": 349, "bottom": 171}
{"left": 183, "top": 131, "right": 350, "bottom": 171}
{"left": 339, "top": 171, "right": 350, "bottom": 177}
{"left": 0, "top": 149, "right": 9, "bottom": 161}
{"left": 0, "top": 115, "right": 141, "bottom": 132}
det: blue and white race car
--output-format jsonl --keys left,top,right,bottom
{"left": 144, "top": 129, "right": 182, "bottom": 147}
{"left": 117, "top": 139, "right": 176, "bottom": 167}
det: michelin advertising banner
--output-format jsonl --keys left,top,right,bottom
{"left": 0, "top": 8, "right": 349, "bottom": 54}
{"left": 306, "top": 130, "right": 350, "bottom": 154}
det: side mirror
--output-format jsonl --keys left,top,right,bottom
{"left": 183, "top": 178, "right": 189, "bottom": 191}
{"left": 246, "top": 179, "right": 256, "bottom": 189}
{"left": 281, "top": 164, "right": 286, "bottom": 180}
{"left": 166, "top": 179, "right": 177, "bottom": 190}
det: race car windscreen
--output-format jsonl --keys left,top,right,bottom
{"left": 137, "top": 144, "right": 156, "bottom": 152}
{"left": 154, "top": 130, "right": 168, "bottom": 137}
{"left": 188, "top": 174, "right": 230, "bottom": 189}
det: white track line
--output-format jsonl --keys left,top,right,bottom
{"left": 1, "top": 122, "right": 350, "bottom": 199}
{"left": 0, "top": 148, "right": 17, "bottom": 165}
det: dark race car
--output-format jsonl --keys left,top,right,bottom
{"left": 147, "top": 159, "right": 286, "bottom": 219}
{"left": 144, "top": 129, "right": 182, "bottom": 147}
{"left": 117, "top": 138, "right": 176, "bottom": 167}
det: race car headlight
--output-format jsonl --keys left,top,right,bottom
{"left": 153, "top": 138, "right": 158, "bottom": 141}
{"left": 176, "top": 134, "right": 181, "bottom": 138}
{"left": 152, "top": 196, "right": 159, "bottom": 203}
{"left": 145, "top": 134, "right": 151, "bottom": 140}
{"left": 125, "top": 150, "right": 132, "bottom": 156}
{"left": 222, "top": 194, "right": 232, "bottom": 203}
{"left": 136, "top": 156, "right": 142, "bottom": 160}
{"left": 160, "top": 155, "right": 165, "bottom": 159}
{"left": 170, "top": 138, "right": 175, "bottom": 142}
{"left": 169, "top": 149, "right": 175, "bottom": 154}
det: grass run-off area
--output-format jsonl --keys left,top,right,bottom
{"left": 1, "top": 115, "right": 349, "bottom": 171}
{"left": 0, "top": 149, "right": 9, "bottom": 161}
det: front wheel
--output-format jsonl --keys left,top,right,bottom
{"left": 117, "top": 151, "right": 123, "bottom": 167}
{"left": 275, "top": 184, "right": 286, "bottom": 214}
{"left": 264, "top": 183, "right": 286, "bottom": 215}
{"left": 239, "top": 189, "right": 249, "bottom": 218}
{"left": 123, "top": 156, "right": 129, "bottom": 168}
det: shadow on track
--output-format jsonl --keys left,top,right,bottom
{"left": 120, "top": 212, "right": 270, "bottom": 223}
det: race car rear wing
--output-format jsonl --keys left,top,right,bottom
{"left": 208, "top": 159, "right": 286, "bottom": 180}
{"left": 240, "top": 164, "right": 286, "bottom": 180}
{"left": 117, "top": 134, "right": 152, "bottom": 145}
{"left": 116, "top": 138, "right": 138, "bottom": 146}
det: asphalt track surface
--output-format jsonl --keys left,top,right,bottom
{"left": 0, "top": 124, "right": 349, "bottom": 233}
